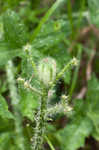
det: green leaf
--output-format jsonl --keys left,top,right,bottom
{"left": 0, "top": 21, "right": 4, "bottom": 40}
{"left": 3, "top": 9, "right": 28, "bottom": 49}
{"left": 30, "top": 0, "right": 65, "bottom": 41}
{"left": 32, "top": 20, "right": 70, "bottom": 51}
{"left": 56, "top": 117, "right": 93, "bottom": 150}
{"left": 0, "top": 132, "right": 19, "bottom": 150}
{"left": 88, "top": 0, "right": 99, "bottom": 27}
{"left": 19, "top": 88, "right": 39, "bottom": 121}
{"left": 0, "top": 117, "right": 14, "bottom": 133}
{"left": 0, "top": 9, "right": 28, "bottom": 66}
{"left": 0, "top": 133, "right": 10, "bottom": 150}
{"left": 86, "top": 75, "right": 99, "bottom": 140}
{"left": 0, "top": 42, "right": 22, "bottom": 66}
{"left": 0, "top": 95, "right": 13, "bottom": 119}
{"left": 86, "top": 75, "right": 99, "bottom": 108}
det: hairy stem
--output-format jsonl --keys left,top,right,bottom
{"left": 32, "top": 88, "right": 48, "bottom": 150}
{"left": 50, "top": 57, "right": 78, "bottom": 89}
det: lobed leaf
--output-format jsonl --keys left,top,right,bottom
{"left": 56, "top": 117, "right": 93, "bottom": 150}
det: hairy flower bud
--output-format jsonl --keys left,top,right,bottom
{"left": 38, "top": 57, "right": 56, "bottom": 87}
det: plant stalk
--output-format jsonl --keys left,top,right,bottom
{"left": 32, "top": 88, "right": 48, "bottom": 150}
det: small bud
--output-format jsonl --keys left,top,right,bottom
{"left": 64, "top": 106, "right": 73, "bottom": 113}
{"left": 61, "top": 95, "right": 69, "bottom": 106}
{"left": 23, "top": 43, "right": 32, "bottom": 52}
{"left": 30, "top": 138, "right": 33, "bottom": 142}
{"left": 61, "top": 95, "right": 68, "bottom": 100}
{"left": 38, "top": 57, "right": 56, "bottom": 87}
{"left": 17, "top": 77, "right": 25, "bottom": 83}
{"left": 72, "top": 57, "right": 78, "bottom": 66}
{"left": 26, "top": 123, "right": 30, "bottom": 127}
{"left": 24, "top": 81, "right": 29, "bottom": 89}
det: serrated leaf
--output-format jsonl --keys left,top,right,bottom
{"left": 3, "top": 9, "right": 28, "bottom": 49}
{"left": 56, "top": 117, "right": 93, "bottom": 150}
{"left": 0, "top": 9, "right": 28, "bottom": 66}
{"left": 0, "top": 95, "right": 13, "bottom": 119}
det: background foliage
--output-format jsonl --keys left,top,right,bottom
{"left": 0, "top": 0, "right": 99, "bottom": 150}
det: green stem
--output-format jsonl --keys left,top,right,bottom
{"left": 50, "top": 58, "right": 78, "bottom": 89}
{"left": 24, "top": 45, "right": 37, "bottom": 74}
{"left": 32, "top": 89, "right": 48, "bottom": 150}
{"left": 67, "top": 0, "right": 74, "bottom": 39}
{"left": 77, "top": 0, "right": 86, "bottom": 29}
{"left": 24, "top": 81, "right": 42, "bottom": 96}
{"left": 45, "top": 136, "right": 55, "bottom": 150}
{"left": 17, "top": 78, "right": 42, "bottom": 96}
{"left": 30, "top": 0, "right": 64, "bottom": 41}
{"left": 69, "top": 45, "right": 83, "bottom": 101}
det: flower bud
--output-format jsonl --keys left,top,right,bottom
{"left": 38, "top": 57, "right": 56, "bottom": 87}
{"left": 72, "top": 57, "right": 78, "bottom": 66}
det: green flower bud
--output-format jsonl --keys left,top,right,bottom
{"left": 38, "top": 57, "right": 56, "bottom": 87}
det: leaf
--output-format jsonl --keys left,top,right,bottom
{"left": 69, "top": 76, "right": 99, "bottom": 141}
{"left": 86, "top": 75, "right": 99, "bottom": 140}
{"left": 86, "top": 75, "right": 99, "bottom": 108}
{"left": 3, "top": 9, "right": 28, "bottom": 49}
{"left": 0, "top": 133, "right": 10, "bottom": 150}
{"left": 0, "top": 9, "right": 28, "bottom": 66}
{"left": 32, "top": 20, "right": 71, "bottom": 51}
{"left": 0, "top": 42, "right": 22, "bottom": 66}
{"left": 0, "top": 95, "right": 13, "bottom": 119}
{"left": 56, "top": 117, "right": 93, "bottom": 150}
{"left": 0, "top": 117, "right": 14, "bottom": 133}
{"left": 72, "top": 99, "right": 87, "bottom": 117}
{"left": 19, "top": 88, "right": 39, "bottom": 121}
{"left": 88, "top": 0, "right": 99, "bottom": 27}
{"left": 0, "top": 132, "right": 19, "bottom": 150}
{"left": 0, "top": 21, "right": 4, "bottom": 40}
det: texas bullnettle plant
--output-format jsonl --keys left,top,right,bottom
{"left": 16, "top": 44, "right": 78, "bottom": 150}
{"left": 0, "top": 0, "right": 99, "bottom": 149}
